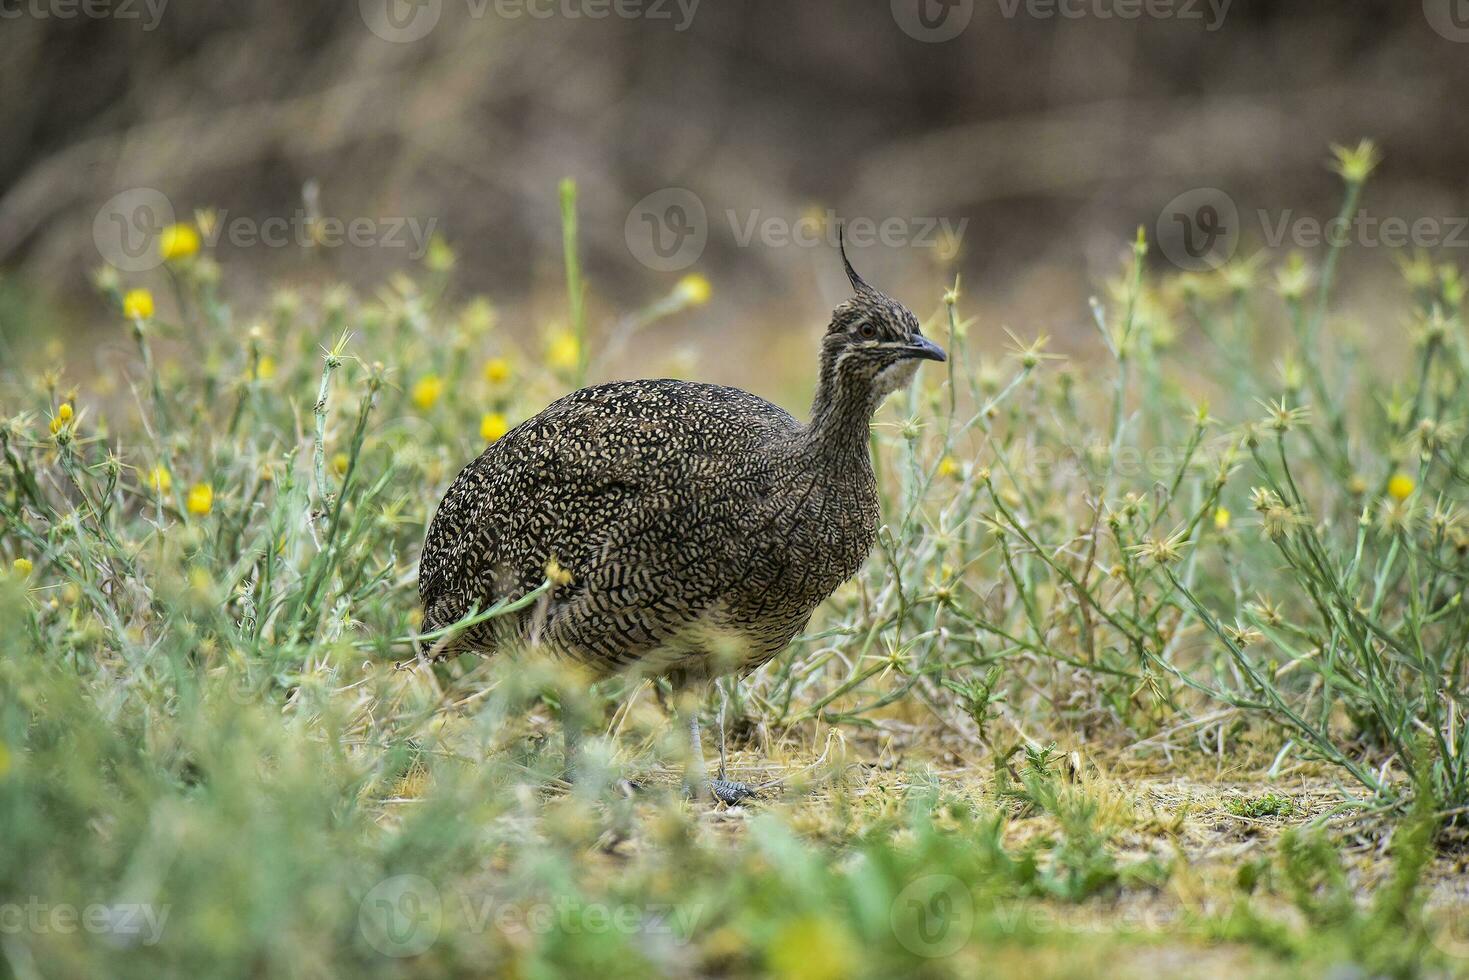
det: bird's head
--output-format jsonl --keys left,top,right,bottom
{"left": 818, "top": 231, "right": 946, "bottom": 401}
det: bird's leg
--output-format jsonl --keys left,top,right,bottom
{"left": 685, "top": 711, "right": 708, "bottom": 796}
{"left": 562, "top": 712, "right": 582, "bottom": 783}
{"left": 684, "top": 692, "right": 756, "bottom": 806}
{"left": 717, "top": 681, "right": 729, "bottom": 781}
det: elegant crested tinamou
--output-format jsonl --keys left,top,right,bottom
{"left": 419, "top": 238, "right": 945, "bottom": 801}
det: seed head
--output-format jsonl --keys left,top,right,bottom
{"left": 674, "top": 274, "right": 712, "bottom": 307}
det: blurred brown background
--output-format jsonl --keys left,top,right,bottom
{"left": 2, "top": 0, "right": 1467, "bottom": 384}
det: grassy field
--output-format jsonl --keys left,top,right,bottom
{"left": 3, "top": 150, "right": 1469, "bottom": 978}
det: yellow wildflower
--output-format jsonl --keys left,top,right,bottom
{"left": 122, "top": 288, "right": 155, "bottom": 320}
{"left": 674, "top": 273, "right": 712, "bottom": 306}
{"left": 146, "top": 465, "right": 172, "bottom": 493}
{"left": 480, "top": 412, "right": 509, "bottom": 443}
{"left": 546, "top": 331, "right": 580, "bottom": 372}
{"left": 11, "top": 557, "right": 33, "bottom": 577}
{"left": 50, "top": 402, "right": 73, "bottom": 434}
{"left": 252, "top": 355, "right": 277, "bottom": 381}
{"left": 186, "top": 483, "right": 213, "bottom": 516}
{"left": 411, "top": 374, "right": 444, "bottom": 411}
{"left": 332, "top": 452, "right": 349, "bottom": 476}
{"left": 482, "top": 357, "right": 512, "bottom": 384}
{"left": 1214, "top": 507, "right": 1231, "bottom": 530}
{"left": 1387, "top": 473, "right": 1415, "bottom": 502}
{"left": 159, "top": 223, "right": 201, "bottom": 262}
{"left": 936, "top": 455, "right": 960, "bottom": 479}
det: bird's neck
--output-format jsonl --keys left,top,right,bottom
{"left": 801, "top": 370, "right": 878, "bottom": 468}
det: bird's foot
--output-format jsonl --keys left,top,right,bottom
{"left": 706, "top": 778, "right": 759, "bottom": 806}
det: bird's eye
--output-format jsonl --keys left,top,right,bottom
{"left": 856, "top": 321, "right": 878, "bottom": 340}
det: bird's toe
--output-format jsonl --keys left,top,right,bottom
{"left": 708, "top": 778, "right": 759, "bottom": 805}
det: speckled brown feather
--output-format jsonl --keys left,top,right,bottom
{"left": 418, "top": 261, "right": 941, "bottom": 685}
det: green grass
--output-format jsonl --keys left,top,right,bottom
{"left": 2, "top": 142, "right": 1468, "bottom": 977}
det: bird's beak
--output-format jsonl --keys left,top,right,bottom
{"left": 900, "top": 336, "right": 947, "bottom": 362}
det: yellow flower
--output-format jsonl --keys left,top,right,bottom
{"left": 480, "top": 412, "right": 509, "bottom": 443}
{"left": 546, "top": 331, "right": 580, "bottom": 372}
{"left": 1387, "top": 473, "right": 1415, "bottom": 502}
{"left": 411, "top": 374, "right": 444, "bottom": 411}
{"left": 11, "top": 557, "right": 33, "bottom": 577}
{"left": 936, "top": 455, "right": 960, "bottom": 479}
{"left": 186, "top": 483, "right": 213, "bottom": 516}
{"left": 332, "top": 452, "right": 349, "bottom": 476}
{"left": 1214, "top": 507, "right": 1231, "bottom": 530}
{"left": 482, "top": 357, "right": 512, "bottom": 384}
{"left": 159, "top": 223, "right": 201, "bottom": 262}
{"left": 674, "top": 273, "right": 712, "bottom": 306}
{"left": 251, "top": 355, "right": 277, "bottom": 381}
{"left": 122, "top": 288, "right": 155, "bottom": 320}
{"left": 146, "top": 465, "right": 172, "bottom": 493}
{"left": 50, "top": 402, "right": 73, "bottom": 434}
